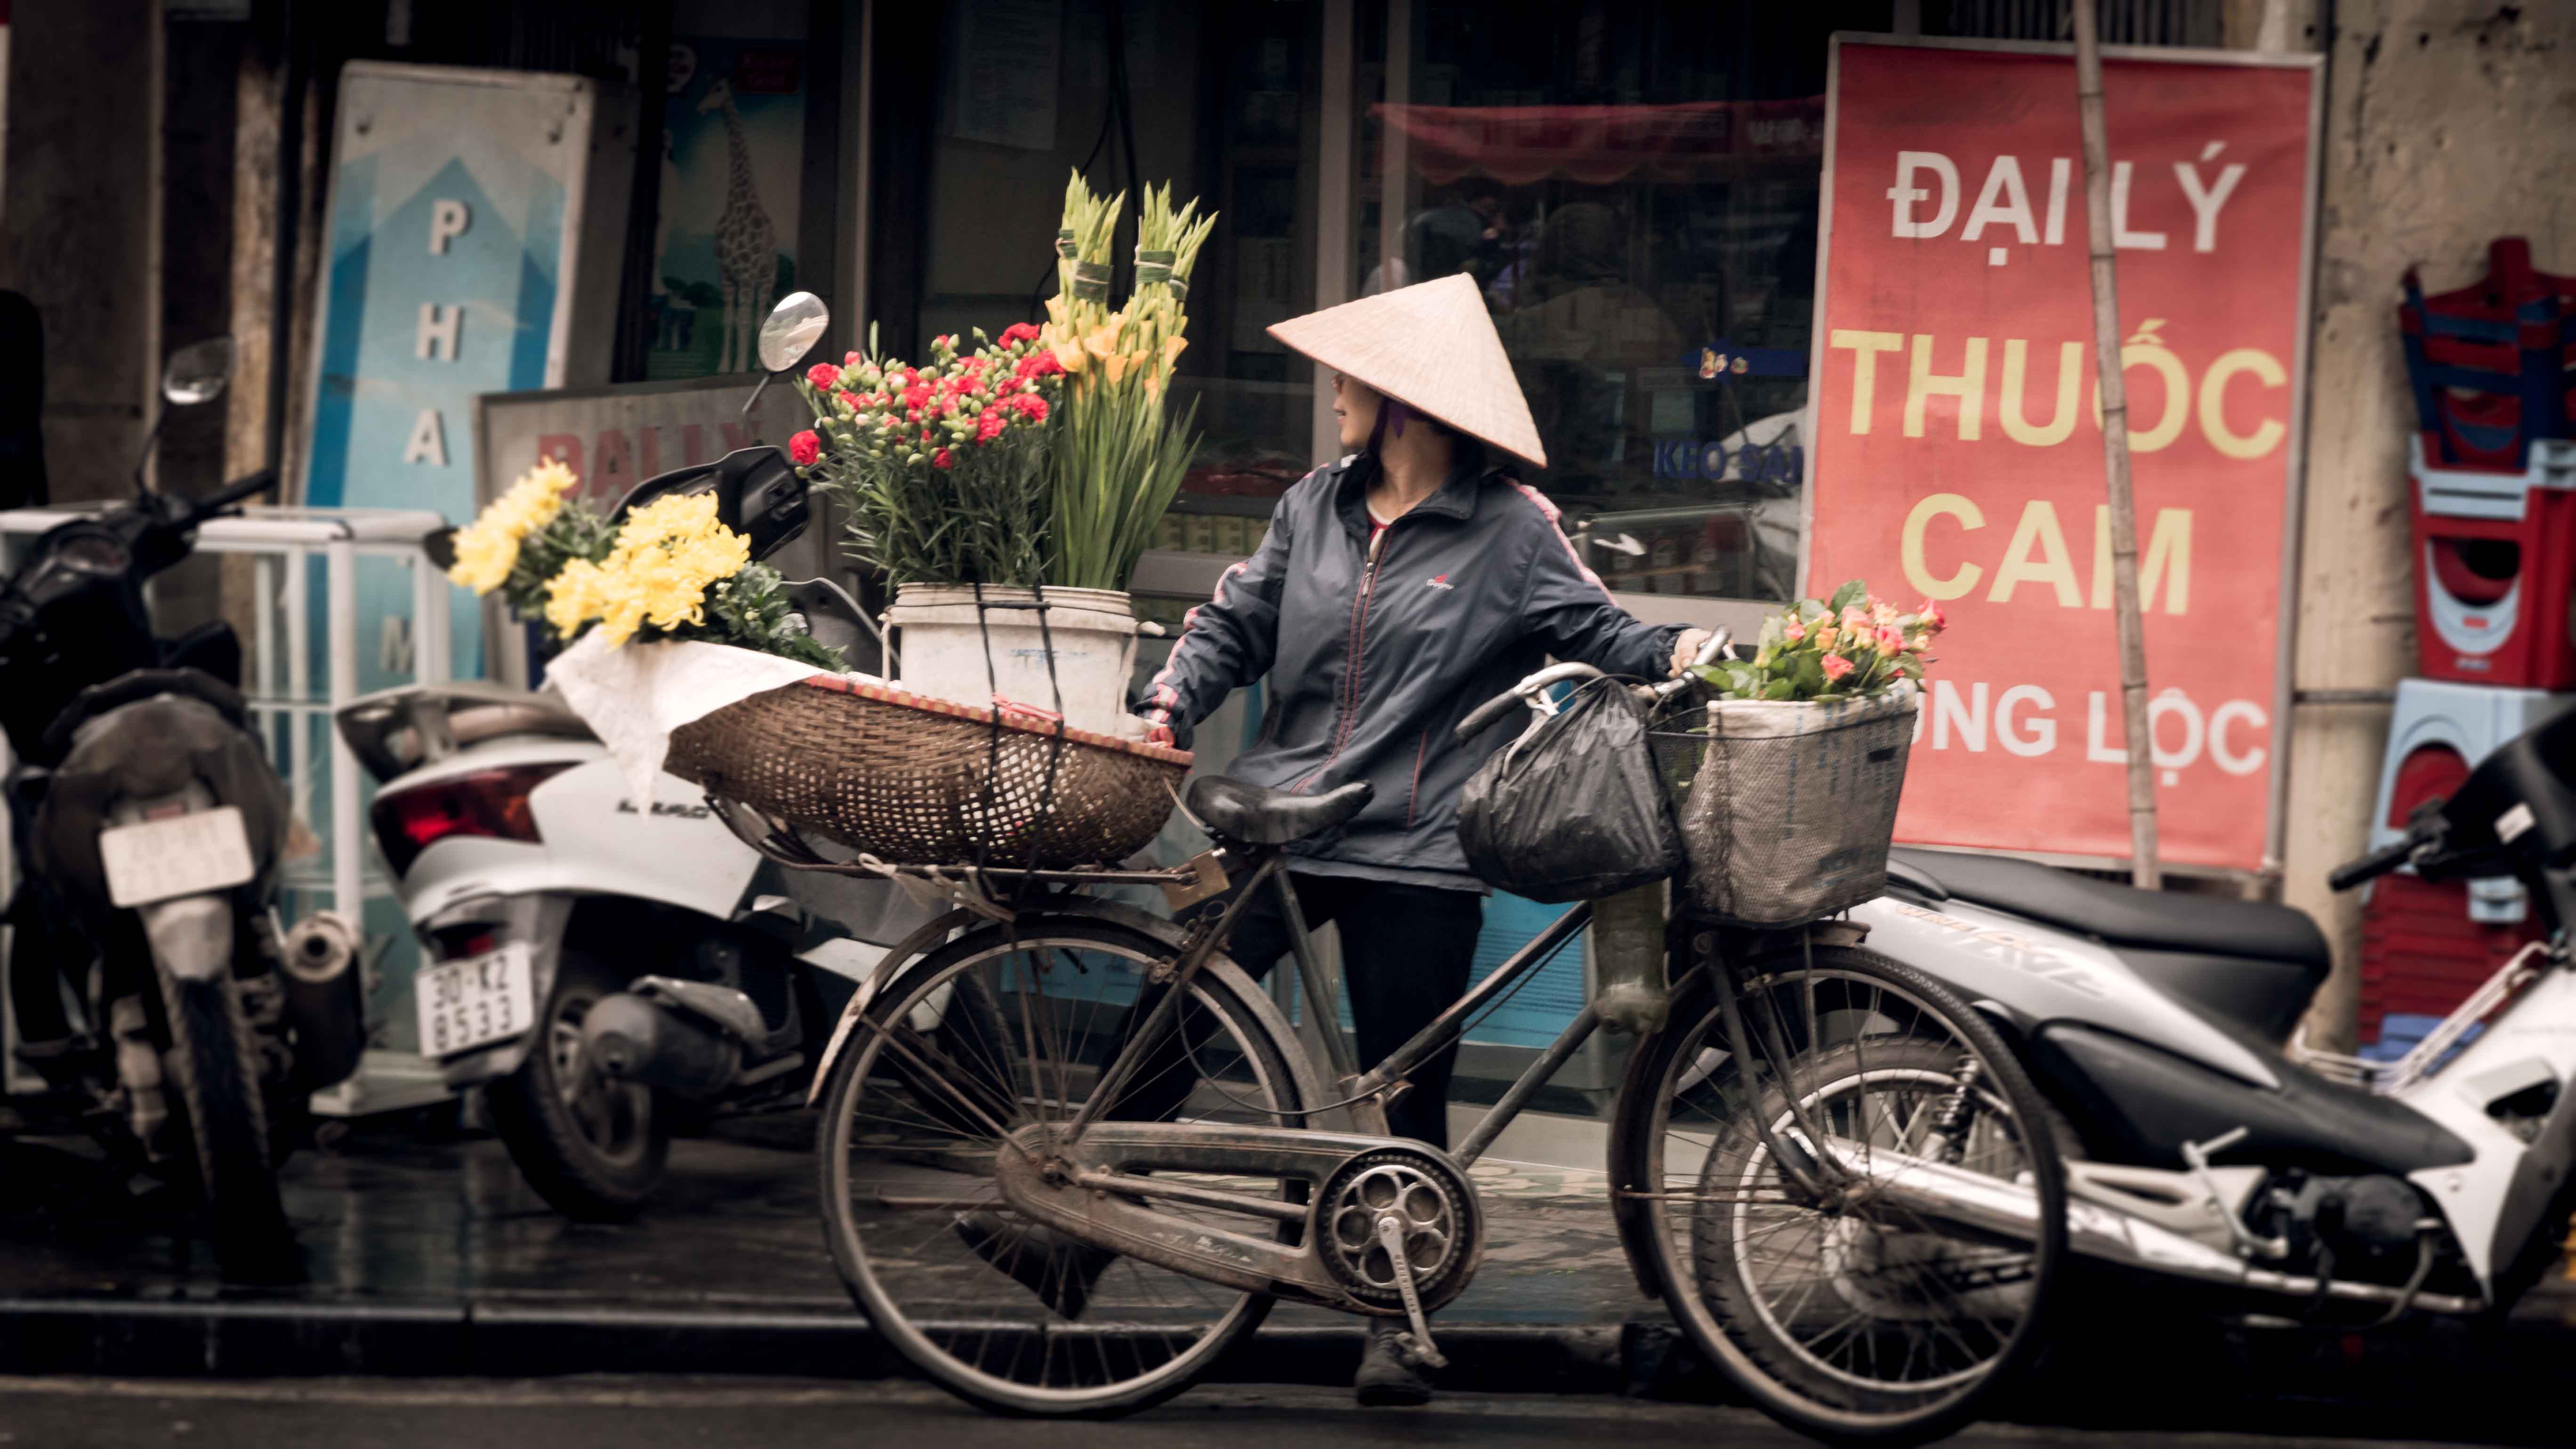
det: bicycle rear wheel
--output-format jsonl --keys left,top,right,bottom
{"left": 1620, "top": 944, "right": 2066, "bottom": 1445}
{"left": 815, "top": 913, "right": 1310, "bottom": 1417}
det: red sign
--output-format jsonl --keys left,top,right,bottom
{"left": 1804, "top": 38, "right": 2320, "bottom": 871}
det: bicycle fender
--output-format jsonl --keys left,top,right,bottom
{"left": 807, "top": 906, "right": 986, "bottom": 1105}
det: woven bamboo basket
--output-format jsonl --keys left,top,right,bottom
{"left": 663, "top": 676, "right": 1191, "bottom": 867}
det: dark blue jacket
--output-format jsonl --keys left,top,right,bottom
{"left": 1135, "top": 454, "right": 1681, "bottom": 888}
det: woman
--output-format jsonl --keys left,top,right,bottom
{"left": 1149, "top": 274, "right": 1703, "bottom": 1403}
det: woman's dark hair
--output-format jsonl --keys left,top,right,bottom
{"left": 1371, "top": 399, "right": 1488, "bottom": 477}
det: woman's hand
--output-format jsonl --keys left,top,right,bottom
{"left": 1669, "top": 628, "right": 1715, "bottom": 678}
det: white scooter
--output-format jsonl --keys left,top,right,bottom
{"left": 335, "top": 294, "right": 935, "bottom": 1220}
{"left": 1739, "top": 708, "right": 2576, "bottom": 1332}
{"left": 337, "top": 676, "right": 932, "bottom": 1218}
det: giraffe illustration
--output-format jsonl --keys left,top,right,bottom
{"left": 697, "top": 78, "right": 775, "bottom": 374}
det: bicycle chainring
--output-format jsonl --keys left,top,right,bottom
{"left": 1315, "top": 1147, "right": 1481, "bottom": 1313}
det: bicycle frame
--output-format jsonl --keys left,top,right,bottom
{"left": 1062, "top": 846, "right": 1597, "bottom": 1168}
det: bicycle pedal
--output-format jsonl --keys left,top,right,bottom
{"left": 1393, "top": 1330, "right": 1448, "bottom": 1371}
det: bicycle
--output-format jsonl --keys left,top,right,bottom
{"left": 729, "top": 644, "right": 2069, "bottom": 1444}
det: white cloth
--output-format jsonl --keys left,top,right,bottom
{"left": 544, "top": 633, "right": 877, "bottom": 807}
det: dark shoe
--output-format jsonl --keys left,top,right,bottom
{"left": 952, "top": 1209, "right": 1115, "bottom": 1320}
{"left": 1354, "top": 1318, "right": 1434, "bottom": 1407}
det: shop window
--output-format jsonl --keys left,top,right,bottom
{"left": 1341, "top": 0, "right": 1892, "bottom": 603}
{"left": 917, "top": 0, "right": 1322, "bottom": 548}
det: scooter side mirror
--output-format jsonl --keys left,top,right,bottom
{"left": 756, "top": 292, "right": 830, "bottom": 375}
{"left": 421, "top": 526, "right": 458, "bottom": 572}
{"left": 611, "top": 447, "right": 809, "bottom": 562}
{"left": 162, "top": 336, "right": 237, "bottom": 406}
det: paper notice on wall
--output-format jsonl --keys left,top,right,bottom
{"left": 947, "top": 0, "right": 1062, "bottom": 152}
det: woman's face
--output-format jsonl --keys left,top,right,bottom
{"left": 1332, "top": 373, "right": 1381, "bottom": 451}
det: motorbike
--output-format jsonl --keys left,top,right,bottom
{"left": 1723, "top": 706, "right": 2576, "bottom": 1339}
{"left": 1, "top": 337, "right": 365, "bottom": 1273}
{"left": 337, "top": 293, "right": 928, "bottom": 1220}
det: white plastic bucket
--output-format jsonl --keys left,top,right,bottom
{"left": 886, "top": 584, "right": 1142, "bottom": 738}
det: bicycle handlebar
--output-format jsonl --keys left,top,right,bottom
{"left": 1452, "top": 628, "right": 1734, "bottom": 749}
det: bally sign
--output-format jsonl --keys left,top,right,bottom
{"left": 1803, "top": 36, "right": 2322, "bottom": 872}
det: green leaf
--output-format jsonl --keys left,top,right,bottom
{"left": 1827, "top": 579, "right": 1867, "bottom": 613}
{"left": 1797, "top": 599, "right": 1829, "bottom": 623}
{"left": 1763, "top": 678, "right": 1795, "bottom": 701}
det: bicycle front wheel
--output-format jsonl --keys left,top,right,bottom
{"left": 1620, "top": 944, "right": 2066, "bottom": 1446}
{"left": 815, "top": 913, "right": 1310, "bottom": 1417}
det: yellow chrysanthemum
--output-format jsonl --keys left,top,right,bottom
{"left": 447, "top": 459, "right": 579, "bottom": 594}
{"left": 543, "top": 491, "right": 750, "bottom": 647}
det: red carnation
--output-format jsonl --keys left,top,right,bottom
{"left": 843, "top": 351, "right": 862, "bottom": 367}
{"left": 976, "top": 412, "right": 1006, "bottom": 443}
{"left": 902, "top": 383, "right": 933, "bottom": 410}
{"left": 1008, "top": 393, "right": 1050, "bottom": 423}
{"left": 788, "top": 430, "right": 821, "bottom": 467}
{"left": 805, "top": 362, "right": 842, "bottom": 391}
{"left": 836, "top": 390, "right": 859, "bottom": 413}
{"left": 999, "top": 322, "right": 1041, "bottom": 346}
{"left": 932, "top": 448, "right": 954, "bottom": 469}
{"left": 1016, "top": 350, "right": 1064, "bottom": 380}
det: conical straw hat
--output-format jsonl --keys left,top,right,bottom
{"left": 1268, "top": 274, "right": 1547, "bottom": 468}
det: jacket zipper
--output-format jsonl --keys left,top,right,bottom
{"left": 1299, "top": 523, "right": 1389, "bottom": 791}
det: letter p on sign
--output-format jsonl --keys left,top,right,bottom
{"left": 429, "top": 199, "right": 472, "bottom": 255}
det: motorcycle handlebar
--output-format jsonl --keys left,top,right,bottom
{"left": 2328, "top": 834, "right": 2418, "bottom": 893}
{"left": 187, "top": 468, "right": 278, "bottom": 522}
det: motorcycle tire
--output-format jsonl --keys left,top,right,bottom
{"left": 488, "top": 950, "right": 671, "bottom": 1221}
{"left": 158, "top": 968, "right": 297, "bottom": 1280}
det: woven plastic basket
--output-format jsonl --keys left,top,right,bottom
{"left": 1649, "top": 691, "right": 1918, "bottom": 927}
{"left": 663, "top": 676, "right": 1191, "bottom": 868}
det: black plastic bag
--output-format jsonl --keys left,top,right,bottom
{"left": 1457, "top": 682, "right": 1684, "bottom": 904}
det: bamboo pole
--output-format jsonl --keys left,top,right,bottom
{"left": 2070, "top": 0, "right": 2162, "bottom": 889}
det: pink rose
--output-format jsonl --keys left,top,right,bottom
{"left": 805, "top": 363, "right": 842, "bottom": 391}
{"left": 1876, "top": 627, "right": 1906, "bottom": 653}
{"left": 1781, "top": 618, "right": 1806, "bottom": 643}
{"left": 1841, "top": 605, "right": 1869, "bottom": 630}
{"left": 1820, "top": 653, "right": 1855, "bottom": 683}
{"left": 1917, "top": 600, "right": 1947, "bottom": 631}
{"left": 787, "top": 430, "right": 821, "bottom": 467}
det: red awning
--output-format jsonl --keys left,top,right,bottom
{"left": 1373, "top": 99, "right": 1825, "bottom": 187}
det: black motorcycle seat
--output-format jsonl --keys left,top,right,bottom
{"left": 40, "top": 666, "right": 251, "bottom": 761}
{"left": 1889, "top": 847, "right": 2331, "bottom": 971}
{"left": 2037, "top": 1020, "right": 2473, "bottom": 1176}
{"left": 1186, "top": 775, "right": 1373, "bottom": 847}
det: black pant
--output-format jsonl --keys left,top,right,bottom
{"left": 1116, "top": 873, "right": 1483, "bottom": 1150}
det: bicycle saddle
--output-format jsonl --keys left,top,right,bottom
{"left": 1185, "top": 775, "right": 1373, "bottom": 846}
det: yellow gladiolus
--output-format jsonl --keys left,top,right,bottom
{"left": 1052, "top": 339, "right": 1087, "bottom": 373}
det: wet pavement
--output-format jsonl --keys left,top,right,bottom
{"left": 0, "top": 1109, "right": 1643, "bottom": 1322}
{"left": 4, "top": 1107, "right": 2576, "bottom": 1443}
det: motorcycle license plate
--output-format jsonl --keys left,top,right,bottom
{"left": 98, "top": 806, "right": 258, "bottom": 908}
{"left": 417, "top": 944, "right": 536, "bottom": 1059}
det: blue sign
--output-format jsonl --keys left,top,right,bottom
{"left": 303, "top": 65, "right": 625, "bottom": 683}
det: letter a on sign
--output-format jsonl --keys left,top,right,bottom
{"left": 403, "top": 409, "right": 448, "bottom": 467}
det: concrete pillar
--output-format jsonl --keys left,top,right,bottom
{"left": 2283, "top": 1, "right": 2576, "bottom": 1050}
{"left": 0, "top": 0, "right": 161, "bottom": 505}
